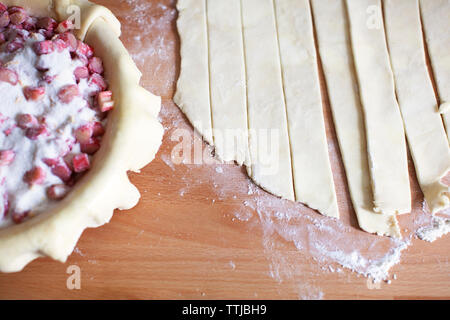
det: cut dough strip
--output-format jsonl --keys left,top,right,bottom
{"left": 274, "top": 0, "right": 338, "bottom": 218}
{"left": 175, "top": 0, "right": 213, "bottom": 144}
{"left": 311, "top": 0, "right": 400, "bottom": 236}
{"left": 241, "top": 0, "right": 295, "bottom": 201}
{"left": 346, "top": 0, "right": 411, "bottom": 215}
{"left": 383, "top": 0, "right": 450, "bottom": 214}
{"left": 206, "top": 0, "right": 249, "bottom": 166}
{"left": 419, "top": 0, "right": 450, "bottom": 141}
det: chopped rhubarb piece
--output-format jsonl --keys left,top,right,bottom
{"left": 92, "top": 121, "right": 105, "bottom": 137}
{"left": 0, "top": 3, "right": 6, "bottom": 13}
{"left": 0, "top": 150, "right": 15, "bottom": 166}
{"left": 24, "top": 166, "right": 46, "bottom": 185}
{"left": 33, "top": 40, "right": 54, "bottom": 55}
{"left": 58, "top": 84, "right": 79, "bottom": 103}
{"left": 53, "top": 163, "right": 73, "bottom": 182}
{"left": 17, "top": 114, "right": 38, "bottom": 129}
{"left": 36, "top": 17, "right": 57, "bottom": 31}
{"left": 8, "top": 6, "right": 27, "bottom": 25}
{"left": 55, "top": 20, "right": 74, "bottom": 33}
{"left": 0, "top": 32, "right": 5, "bottom": 44}
{"left": 6, "top": 39, "right": 24, "bottom": 52}
{"left": 43, "top": 158, "right": 59, "bottom": 167}
{"left": 0, "top": 10, "right": 9, "bottom": 28}
{"left": 89, "top": 73, "right": 107, "bottom": 92}
{"left": 41, "top": 74, "right": 56, "bottom": 84}
{"left": 56, "top": 32, "right": 77, "bottom": 52}
{"left": 22, "top": 16, "right": 37, "bottom": 31}
{"left": 72, "top": 153, "right": 90, "bottom": 173}
{"left": 80, "top": 138, "right": 100, "bottom": 155}
{"left": 25, "top": 125, "right": 47, "bottom": 140}
{"left": 88, "top": 57, "right": 103, "bottom": 74}
{"left": 12, "top": 211, "right": 28, "bottom": 224}
{"left": 23, "top": 86, "right": 45, "bottom": 101}
{"left": 53, "top": 38, "right": 68, "bottom": 52}
{"left": 43, "top": 158, "right": 72, "bottom": 182}
{"left": 97, "top": 91, "right": 114, "bottom": 112}
{"left": 0, "top": 67, "right": 18, "bottom": 85}
{"left": 76, "top": 40, "right": 93, "bottom": 58}
{"left": 74, "top": 66, "right": 89, "bottom": 81}
{"left": 75, "top": 124, "right": 93, "bottom": 144}
{"left": 47, "top": 184, "right": 70, "bottom": 200}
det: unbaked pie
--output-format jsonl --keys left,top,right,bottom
{"left": 0, "top": 0, "right": 163, "bottom": 272}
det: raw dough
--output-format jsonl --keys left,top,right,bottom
{"left": 206, "top": 0, "right": 249, "bottom": 165}
{"left": 0, "top": 0, "right": 163, "bottom": 272}
{"left": 175, "top": 0, "right": 341, "bottom": 216}
{"left": 383, "top": 0, "right": 450, "bottom": 213}
{"left": 419, "top": 0, "right": 450, "bottom": 141}
{"left": 346, "top": 0, "right": 411, "bottom": 215}
{"left": 240, "top": 0, "right": 294, "bottom": 201}
{"left": 174, "top": 0, "right": 213, "bottom": 144}
{"left": 311, "top": 0, "right": 400, "bottom": 236}
{"left": 274, "top": 0, "right": 338, "bottom": 218}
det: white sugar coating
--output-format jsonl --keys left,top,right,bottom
{"left": 0, "top": 31, "right": 104, "bottom": 228}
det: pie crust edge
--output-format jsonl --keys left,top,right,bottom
{"left": 0, "top": 0, "right": 164, "bottom": 272}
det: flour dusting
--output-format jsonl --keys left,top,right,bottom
{"left": 416, "top": 215, "right": 450, "bottom": 242}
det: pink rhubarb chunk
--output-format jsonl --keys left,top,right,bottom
{"left": 72, "top": 153, "right": 90, "bottom": 173}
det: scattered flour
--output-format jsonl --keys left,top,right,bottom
{"left": 416, "top": 216, "right": 450, "bottom": 242}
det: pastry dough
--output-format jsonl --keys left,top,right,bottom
{"left": 174, "top": 0, "right": 213, "bottom": 144}
{"left": 311, "top": 0, "right": 400, "bottom": 236}
{"left": 0, "top": 0, "right": 163, "bottom": 272}
{"left": 241, "top": 0, "right": 294, "bottom": 201}
{"left": 384, "top": 0, "right": 450, "bottom": 214}
{"left": 346, "top": 0, "right": 411, "bottom": 215}
{"left": 206, "top": 0, "right": 249, "bottom": 165}
{"left": 175, "top": 0, "right": 341, "bottom": 215}
{"left": 274, "top": 0, "right": 338, "bottom": 218}
{"left": 419, "top": 0, "right": 450, "bottom": 140}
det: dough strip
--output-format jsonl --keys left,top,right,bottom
{"left": 383, "top": 0, "right": 450, "bottom": 214}
{"left": 311, "top": 0, "right": 400, "bottom": 236}
{"left": 345, "top": 0, "right": 411, "bottom": 215}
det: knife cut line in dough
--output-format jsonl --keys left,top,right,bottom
{"left": 419, "top": 0, "right": 450, "bottom": 141}
{"left": 311, "top": 0, "right": 400, "bottom": 236}
{"left": 345, "top": 0, "right": 411, "bottom": 215}
{"left": 273, "top": 0, "right": 339, "bottom": 218}
{"left": 383, "top": 0, "right": 450, "bottom": 214}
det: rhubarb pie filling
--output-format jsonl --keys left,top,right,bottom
{"left": 0, "top": 4, "right": 114, "bottom": 228}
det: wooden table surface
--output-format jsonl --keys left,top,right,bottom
{"left": 0, "top": 0, "right": 449, "bottom": 300}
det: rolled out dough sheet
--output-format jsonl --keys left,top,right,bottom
{"left": 383, "top": 0, "right": 450, "bottom": 214}
{"left": 419, "top": 0, "right": 450, "bottom": 140}
{"left": 345, "top": 0, "right": 411, "bottom": 215}
{"left": 311, "top": 0, "right": 400, "bottom": 237}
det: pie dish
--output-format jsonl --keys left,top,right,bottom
{"left": 0, "top": 0, "right": 163, "bottom": 272}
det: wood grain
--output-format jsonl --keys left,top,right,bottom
{"left": 0, "top": 0, "right": 448, "bottom": 300}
